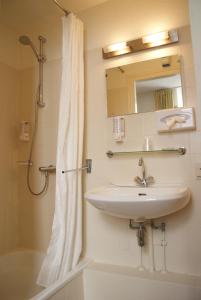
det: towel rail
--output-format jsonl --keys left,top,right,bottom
{"left": 106, "top": 147, "right": 186, "bottom": 158}
{"left": 62, "top": 159, "right": 92, "bottom": 174}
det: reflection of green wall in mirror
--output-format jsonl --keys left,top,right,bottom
{"left": 106, "top": 55, "right": 182, "bottom": 117}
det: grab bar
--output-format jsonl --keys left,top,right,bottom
{"left": 39, "top": 159, "right": 92, "bottom": 174}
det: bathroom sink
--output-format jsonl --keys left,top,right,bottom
{"left": 85, "top": 185, "right": 190, "bottom": 221}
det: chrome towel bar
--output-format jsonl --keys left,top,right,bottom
{"left": 62, "top": 159, "right": 92, "bottom": 174}
{"left": 106, "top": 147, "right": 186, "bottom": 158}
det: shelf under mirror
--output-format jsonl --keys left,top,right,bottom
{"left": 106, "top": 147, "right": 186, "bottom": 158}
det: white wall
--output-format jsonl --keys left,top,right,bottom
{"left": 84, "top": 264, "right": 201, "bottom": 300}
{"left": 80, "top": 0, "right": 201, "bottom": 277}
{"left": 137, "top": 91, "right": 155, "bottom": 113}
{"left": 189, "top": 1, "right": 201, "bottom": 108}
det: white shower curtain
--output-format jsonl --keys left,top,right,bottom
{"left": 37, "top": 13, "right": 84, "bottom": 287}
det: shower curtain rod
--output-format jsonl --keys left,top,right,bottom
{"left": 52, "top": 0, "right": 70, "bottom": 16}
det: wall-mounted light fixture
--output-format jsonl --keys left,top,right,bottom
{"left": 102, "top": 30, "right": 179, "bottom": 59}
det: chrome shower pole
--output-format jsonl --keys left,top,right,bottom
{"left": 38, "top": 36, "right": 46, "bottom": 107}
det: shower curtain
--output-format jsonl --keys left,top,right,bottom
{"left": 154, "top": 88, "right": 173, "bottom": 110}
{"left": 37, "top": 13, "right": 84, "bottom": 287}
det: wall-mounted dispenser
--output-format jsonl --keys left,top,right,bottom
{"left": 113, "top": 116, "right": 125, "bottom": 142}
{"left": 19, "top": 121, "right": 30, "bottom": 142}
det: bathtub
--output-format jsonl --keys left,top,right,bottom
{"left": 33, "top": 261, "right": 201, "bottom": 300}
{"left": 1, "top": 251, "right": 201, "bottom": 300}
{"left": 0, "top": 250, "right": 44, "bottom": 300}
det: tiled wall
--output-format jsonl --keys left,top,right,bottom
{"left": 1, "top": 0, "right": 201, "bottom": 280}
{"left": 17, "top": 17, "right": 62, "bottom": 251}
{"left": 0, "top": 14, "right": 63, "bottom": 253}
{"left": 80, "top": 0, "right": 201, "bottom": 276}
{"left": 0, "top": 24, "right": 20, "bottom": 254}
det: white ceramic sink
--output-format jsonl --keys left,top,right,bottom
{"left": 85, "top": 185, "right": 190, "bottom": 221}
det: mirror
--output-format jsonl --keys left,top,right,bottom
{"left": 106, "top": 55, "right": 184, "bottom": 117}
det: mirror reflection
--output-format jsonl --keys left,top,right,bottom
{"left": 136, "top": 74, "right": 183, "bottom": 113}
{"left": 106, "top": 55, "right": 183, "bottom": 117}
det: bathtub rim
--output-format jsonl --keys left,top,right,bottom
{"left": 30, "top": 258, "right": 91, "bottom": 300}
{"left": 30, "top": 259, "right": 201, "bottom": 300}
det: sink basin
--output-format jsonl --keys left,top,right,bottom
{"left": 85, "top": 185, "right": 190, "bottom": 221}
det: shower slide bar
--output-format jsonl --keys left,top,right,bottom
{"left": 39, "top": 159, "right": 92, "bottom": 174}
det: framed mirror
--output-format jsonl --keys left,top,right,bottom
{"left": 105, "top": 55, "right": 184, "bottom": 117}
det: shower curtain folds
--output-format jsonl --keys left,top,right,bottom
{"left": 37, "top": 13, "right": 84, "bottom": 287}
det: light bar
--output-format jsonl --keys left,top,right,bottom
{"left": 142, "top": 31, "right": 169, "bottom": 44}
{"left": 104, "top": 41, "right": 128, "bottom": 53}
{"left": 102, "top": 29, "right": 179, "bottom": 59}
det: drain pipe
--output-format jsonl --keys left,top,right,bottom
{"left": 129, "top": 220, "right": 146, "bottom": 271}
{"left": 130, "top": 220, "right": 167, "bottom": 273}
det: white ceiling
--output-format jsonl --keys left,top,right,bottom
{"left": 0, "top": 0, "right": 108, "bottom": 30}
{"left": 136, "top": 74, "right": 182, "bottom": 93}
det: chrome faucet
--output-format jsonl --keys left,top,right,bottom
{"left": 134, "top": 157, "right": 154, "bottom": 187}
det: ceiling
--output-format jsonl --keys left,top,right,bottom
{"left": 136, "top": 74, "right": 182, "bottom": 93}
{"left": 0, "top": 0, "right": 108, "bottom": 30}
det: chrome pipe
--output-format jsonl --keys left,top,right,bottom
{"left": 29, "top": 42, "right": 40, "bottom": 61}
{"left": 38, "top": 36, "right": 46, "bottom": 107}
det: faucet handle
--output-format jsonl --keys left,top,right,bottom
{"left": 134, "top": 176, "right": 142, "bottom": 185}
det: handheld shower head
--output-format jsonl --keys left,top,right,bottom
{"left": 19, "top": 35, "right": 40, "bottom": 61}
{"left": 19, "top": 34, "right": 46, "bottom": 107}
{"left": 19, "top": 35, "right": 31, "bottom": 45}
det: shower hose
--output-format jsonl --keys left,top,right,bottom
{"left": 27, "top": 85, "right": 49, "bottom": 196}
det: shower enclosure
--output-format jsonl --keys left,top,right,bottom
{"left": 19, "top": 34, "right": 50, "bottom": 196}
{"left": 0, "top": 0, "right": 64, "bottom": 298}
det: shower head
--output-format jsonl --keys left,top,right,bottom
{"left": 19, "top": 35, "right": 31, "bottom": 45}
{"left": 18, "top": 34, "right": 47, "bottom": 108}
{"left": 19, "top": 35, "right": 40, "bottom": 61}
